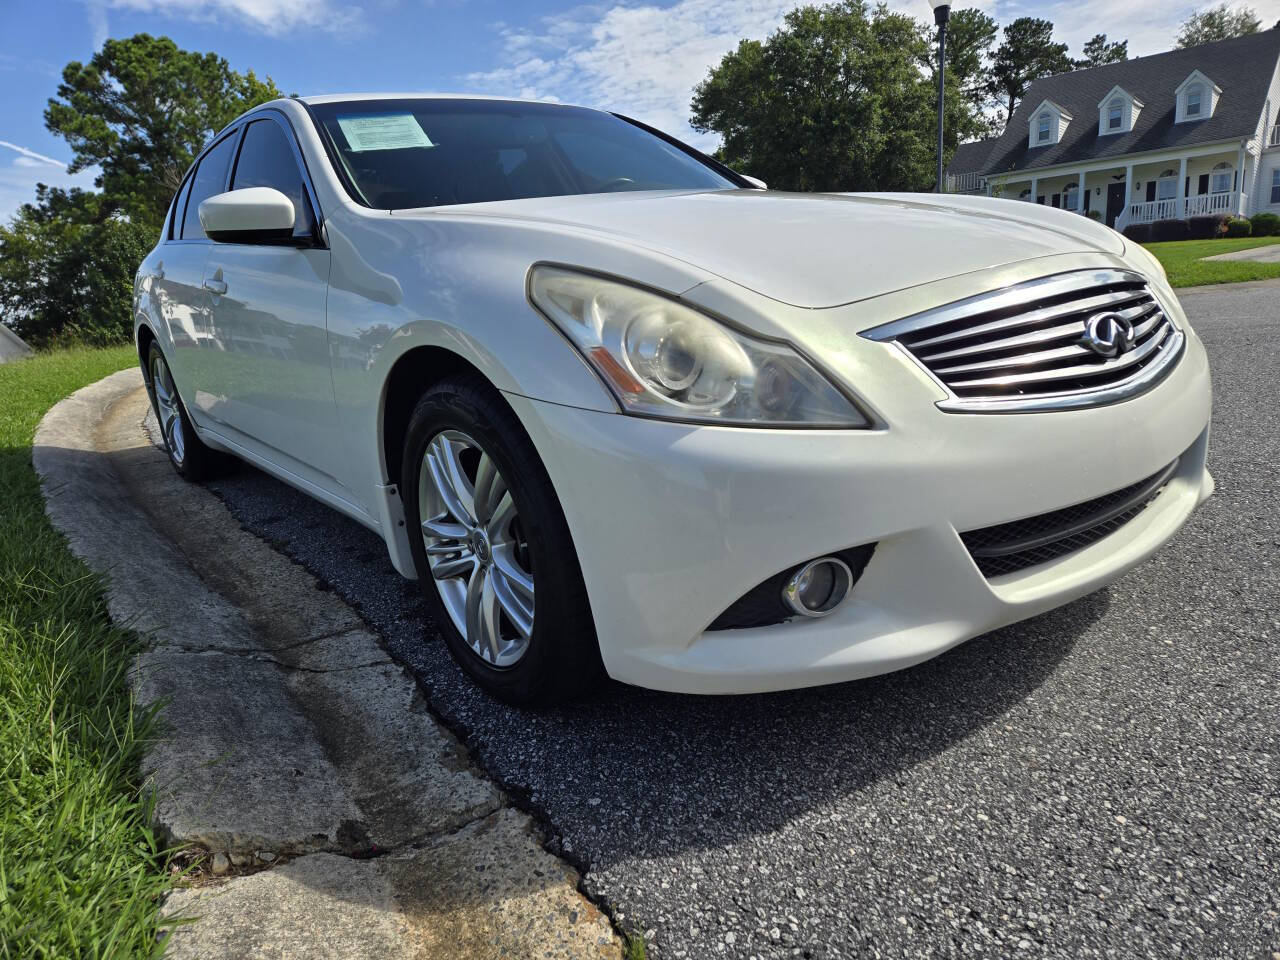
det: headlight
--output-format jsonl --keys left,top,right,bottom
{"left": 529, "top": 266, "right": 869, "bottom": 427}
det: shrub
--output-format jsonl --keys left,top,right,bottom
{"left": 1249, "top": 212, "right": 1280, "bottom": 237}
{"left": 1122, "top": 222, "right": 1153, "bottom": 244}
{"left": 1151, "top": 219, "right": 1190, "bottom": 242}
{"left": 1187, "top": 214, "right": 1228, "bottom": 240}
{"left": 1085, "top": 209, "right": 1102, "bottom": 222}
{"left": 1225, "top": 217, "right": 1252, "bottom": 238}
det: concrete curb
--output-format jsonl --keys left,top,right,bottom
{"left": 33, "top": 370, "right": 620, "bottom": 959}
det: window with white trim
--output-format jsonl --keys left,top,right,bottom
{"left": 1211, "top": 162, "right": 1233, "bottom": 194}
{"left": 1156, "top": 169, "right": 1178, "bottom": 201}
{"left": 1064, "top": 181, "right": 1080, "bottom": 209}
{"left": 1186, "top": 85, "right": 1203, "bottom": 118}
{"left": 1107, "top": 99, "right": 1123, "bottom": 131}
{"left": 1272, "top": 169, "right": 1280, "bottom": 205}
{"left": 1037, "top": 113, "right": 1051, "bottom": 144}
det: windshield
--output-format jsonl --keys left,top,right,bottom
{"left": 308, "top": 98, "right": 740, "bottom": 210}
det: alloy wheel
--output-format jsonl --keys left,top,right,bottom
{"left": 419, "top": 429, "right": 535, "bottom": 667}
{"left": 150, "top": 353, "right": 186, "bottom": 465}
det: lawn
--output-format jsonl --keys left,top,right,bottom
{"left": 1145, "top": 236, "right": 1280, "bottom": 288}
{"left": 0, "top": 346, "right": 175, "bottom": 958}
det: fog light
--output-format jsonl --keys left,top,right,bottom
{"left": 782, "top": 557, "right": 853, "bottom": 618}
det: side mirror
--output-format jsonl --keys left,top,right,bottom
{"left": 742, "top": 175, "right": 767, "bottom": 190}
{"left": 199, "top": 187, "right": 298, "bottom": 244}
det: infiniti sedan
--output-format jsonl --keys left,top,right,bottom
{"left": 134, "top": 95, "right": 1213, "bottom": 703}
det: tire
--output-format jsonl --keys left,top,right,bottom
{"left": 142, "top": 341, "right": 234, "bottom": 482}
{"left": 401, "top": 373, "right": 603, "bottom": 705}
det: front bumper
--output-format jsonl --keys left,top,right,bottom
{"left": 506, "top": 271, "right": 1214, "bottom": 695}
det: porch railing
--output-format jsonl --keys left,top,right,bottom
{"left": 1119, "top": 191, "right": 1246, "bottom": 228}
{"left": 944, "top": 171, "right": 985, "bottom": 194}
{"left": 1270, "top": 123, "right": 1280, "bottom": 147}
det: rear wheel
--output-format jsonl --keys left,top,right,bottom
{"left": 143, "top": 341, "right": 234, "bottom": 481}
{"left": 401, "top": 373, "right": 603, "bottom": 704}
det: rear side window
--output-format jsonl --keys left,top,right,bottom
{"left": 231, "top": 119, "right": 316, "bottom": 238}
{"left": 168, "top": 175, "right": 192, "bottom": 240}
{"left": 181, "top": 133, "right": 238, "bottom": 239}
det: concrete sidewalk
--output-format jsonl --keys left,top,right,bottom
{"left": 34, "top": 369, "right": 620, "bottom": 960}
{"left": 1201, "top": 241, "right": 1280, "bottom": 262}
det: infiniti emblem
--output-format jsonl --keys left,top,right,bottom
{"left": 1082, "top": 312, "right": 1136, "bottom": 359}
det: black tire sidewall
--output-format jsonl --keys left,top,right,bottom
{"left": 400, "top": 376, "right": 601, "bottom": 704}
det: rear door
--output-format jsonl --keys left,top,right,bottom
{"left": 200, "top": 113, "right": 341, "bottom": 491}
{"left": 158, "top": 131, "right": 239, "bottom": 401}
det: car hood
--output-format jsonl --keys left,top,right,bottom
{"left": 408, "top": 189, "right": 1127, "bottom": 309}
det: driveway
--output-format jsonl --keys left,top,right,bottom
{"left": 202, "top": 281, "right": 1279, "bottom": 959}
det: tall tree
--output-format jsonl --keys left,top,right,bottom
{"left": 1176, "top": 3, "right": 1262, "bottom": 47}
{"left": 692, "top": 2, "right": 946, "bottom": 192}
{"left": 45, "top": 33, "right": 280, "bottom": 231}
{"left": 940, "top": 8, "right": 1000, "bottom": 139}
{"left": 1075, "top": 34, "right": 1129, "bottom": 68}
{"left": 988, "top": 18, "right": 1072, "bottom": 124}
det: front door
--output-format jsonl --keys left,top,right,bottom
{"left": 201, "top": 115, "right": 342, "bottom": 492}
{"left": 1105, "top": 182, "right": 1126, "bottom": 228}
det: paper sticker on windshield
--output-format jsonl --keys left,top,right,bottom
{"left": 336, "top": 113, "right": 434, "bottom": 152}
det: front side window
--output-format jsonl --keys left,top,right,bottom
{"left": 1211, "top": 162, "right": 1233, "bottom": 194}
{"left": 1037, "top": 113, "right": 1051, "bottom": 143}
{"left": 181, "top": 133, "right": 238, "bottom": 239}
{"left": 1157, "top": 171, "right": 1178, "bottom": 201}
{"left": 309, "top": 98, "right": 738, "bottom": 210}
{"left": 1108, "top": 100, "right": 1123, "bottom": 131}
{"left": 1064, "top": 182, "right": 1079, "bottom": 208}
{"left": 1186, "top": 86, "right": 1202, "bottom": 118}
{"left": 1272, "top": 168, "right": 1280, "bottom": 204}
{"left": 232, "top": 118, "right": 316, "bottom": 238}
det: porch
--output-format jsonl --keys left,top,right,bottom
{"left": 978, "top": 143, "right": 1252, "bottom": 232}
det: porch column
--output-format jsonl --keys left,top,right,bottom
{"left": 1078, "top": 168, "right": 1088, "bottom": 213}
{"left": 1030, "top": 177, "right": 1039, "bottom": 204}
{"left": 1178, "top": 156, "right": 1189, "bottom": 218}
{"left": 1237, "top": 141, "right": 1247, "bottom": 214}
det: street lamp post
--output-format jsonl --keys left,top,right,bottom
{"left": 932, "top": 1, "right": 951, "bottom": 193}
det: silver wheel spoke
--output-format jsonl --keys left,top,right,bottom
{"left": 435, "top": 435, "right": 476, "bottom": 524}
{"left": 491, "top": 567, "right": 534, "bottom": 638}
{"left": 492, "top": 545, "right": 534, "bottom": 601}
{"left": 472, "top": 453, "right": 500, "bottom": 525}
{"left": 431, "top": 552, "right": 475, "bottom": 580}
{"left": 486, "top": 490, "right": 518, "bottom": 540}
{"left": 422, "top": 516, "right": 468, "bottom": 540}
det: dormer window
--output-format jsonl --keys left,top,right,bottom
{"left": 1186, "top": 85, "right": 1203, "bottom": 117}
{"left": 1176, "top": 71, "right": 1220, "bottom": 123}
{"left": 1107, "top": 99, "right": 1123, "bottom": 130}
{"left": 1028, "top": 100, "right": 1070, "bottom": 148}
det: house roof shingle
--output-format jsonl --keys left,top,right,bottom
{"left": 975, "top": 29, "right": 1280, "bottom": 178}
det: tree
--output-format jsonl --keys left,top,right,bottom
{"left": 941, "top": 8, "right": 1000, "bottom": 139}
{"left": 1176, "top": 3, "right": 1262, "bottom": 47}
{"left": 691, "top": 2, "right": 953, "bottom": 192}
{"left": 1075, "top": 34, "right": 1129, "bottom": 68}
{"left": 45, "top": 33, "right": 280, "bottom": 232}
{"left": 0, "top": 187, "right": 152, "bottom": 347}
{"left": 988, "top": 18, "right": 1072, "bottom": 124}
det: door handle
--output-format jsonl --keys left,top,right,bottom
{"left": 203, "top": 278, "right": 228, "bottom": 295}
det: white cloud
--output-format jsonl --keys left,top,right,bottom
{"left": 0, "top": 140, "right": 64, "bottom": 167}
{"left": 100, "top": 0, "right": 364, "bottom": 35}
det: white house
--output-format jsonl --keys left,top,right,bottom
{"left": 946, "top": 29, "right": 1280, "bottom": 232}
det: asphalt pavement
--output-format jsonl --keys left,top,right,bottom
{"left": 206, "top": 280, "right": 1279, "bottom": 959}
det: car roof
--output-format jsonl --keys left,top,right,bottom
{"left": 298, "top": 92, "right": 598, "bottom": 110}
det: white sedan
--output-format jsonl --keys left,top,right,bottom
{"left": 133, "top": 94, "right": 1213, "bottom": 703}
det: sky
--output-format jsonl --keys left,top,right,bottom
{"left": 2, "top": 0, "right": 1279, "bottom": 220}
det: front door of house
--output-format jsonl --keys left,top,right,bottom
{"left": 1105, "top": 182, "right": 1127, "bottom": 228}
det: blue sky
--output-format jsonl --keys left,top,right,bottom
{"left": 3, "top": 0, "right": 1278, "bottom": 220}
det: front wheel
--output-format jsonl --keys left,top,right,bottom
{"left": 401, "top": 373, "right": 603, "bottom": 704}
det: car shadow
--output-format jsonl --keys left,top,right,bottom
{"left": 205, "top": 462, "right": 1103, "bottom": 872}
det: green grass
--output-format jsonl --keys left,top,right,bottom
{"left": 1145, "top": 236, "right": 1280, "bottom": 288}
{"left": 623, "top": 930, "right": 647, "bottom": 960}
{"left": 0, "top": 346, "right": 175, "bottom": 958}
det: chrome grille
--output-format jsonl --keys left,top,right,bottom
{"left": 863, "top": 269, "right": 1184, "bottom": 412}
